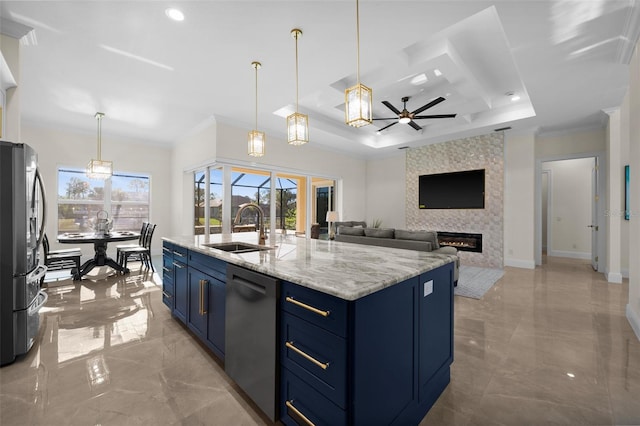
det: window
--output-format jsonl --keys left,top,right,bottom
{"left": 194, "top": 168, "right": 223, "bottom": 234}
{"left": 57, "top": 168, "right": 150, "bottom": 235}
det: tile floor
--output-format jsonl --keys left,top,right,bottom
{"left": 0, "top": 256, "right": 638, "bottom": 425}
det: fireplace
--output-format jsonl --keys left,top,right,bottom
{"left": 438, "top": 232, "right": 482, "bottom": 253}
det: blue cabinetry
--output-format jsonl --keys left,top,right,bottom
{"left": 280, "top": 262, "right": 454, "bottom": 426}
{"left": 162, "top": 243, "right": 226, "bottom": 360}
{"left": 172, "top": 245, "right": 188, "bottom": 324}
{"left": 187, "top": 250, "right": 226, "bottom": 360}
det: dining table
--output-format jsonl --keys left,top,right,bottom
{"left": 57, "top": 231, "right": 141, "bottom": 280}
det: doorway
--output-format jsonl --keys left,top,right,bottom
{"left": 537, "top": 155, "right": 603, "bottom": 271}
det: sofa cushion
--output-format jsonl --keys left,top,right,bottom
{"left": 364, "top": 228, "right": 395, "bottom": 239}
{"left": 395, "top": 230, "right": 439, "bottom": 248}
{"left": 338, "top": 226, "right": 365, "bottom": 236}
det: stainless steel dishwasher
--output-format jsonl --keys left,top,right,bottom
{"left": 225, "top": 264, "right": 280, "bottom": 421}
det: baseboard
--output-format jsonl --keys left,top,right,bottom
{"left": 605, "top": 268, "right": 623, "bottom": 283}
{"left": 622, "top": 268, "right": 630, "bottom": 279}
{"left": 626, "top": 304, "right": 640, "bottom": 342}
{"left": 504, "top": 258, "right": 535, "bottom": 269}
{"left": 548, "top": 250, "right": 591, "bottom": 260}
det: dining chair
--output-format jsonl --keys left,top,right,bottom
{"left": 41, "top": 234, "right": 82, "bottom": 284}
{"left": 116, "top": 222, "right": 149, "bottom": 266}
{"left": 119, "top": 223, "right": 156, "bottom": 272}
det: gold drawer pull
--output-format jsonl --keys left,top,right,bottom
{"left": 285, "top": 297, "right": 330, "bottom": 317}
{"left": 286, "top": 400, "right": 315, "bottom": 426}
{"left": 162, "top": 266, "right": 170, "bottom": 272}
{"left": 285, "top": 341, "right": 329, "bottom": 370}
{"left": 173, "top": 251, "right": 185, "bottom": 257}
{"left": 162, "top": 291, "right": 172, "bottom": 299}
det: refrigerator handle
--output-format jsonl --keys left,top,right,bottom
{"left": 34, "top": 167, "right": 47, "bottom": 249}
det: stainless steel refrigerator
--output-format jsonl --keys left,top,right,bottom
{"left": 0, "top": 141, "right": 48, "bottom": 366}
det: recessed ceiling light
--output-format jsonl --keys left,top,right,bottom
{"left": 434, "top": 69, "right": 442, "bottom": 77}
{"left": 165, "top": 8, "right": 185, "bottom": 21}
{"left": 506, "top": 91, "right": 520, "bottom": 101}
{"left": 410, "top": 73, "right": 428, "bottom": 85}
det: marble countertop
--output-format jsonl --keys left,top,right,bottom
{"left": 163, "top": 233, "right": 457, "bottom": 301}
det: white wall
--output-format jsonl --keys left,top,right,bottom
{"left": 536, "top": 128, "right": 606, "bottom": 158}
{"left": 620, "top": 93, "right": 631, "bottom": 276}
{"left": 626, "top": 44, "right": 640, "bottom": 340}
{"left": 543, "top": 158, "right": 594, "bottom": 259}
{"left": 170, "top": 119, "right": 367, "bottom": 236}
{"left": 22, "top": 124, "right": 173, "bottom": 257}
{"left": 365, "top": 153, "right": 406, "bottom": 229}
{"left": 504, "top": 131, "right": 536, "bottom": 268}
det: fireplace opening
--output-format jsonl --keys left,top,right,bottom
{"left": 438, "top": 232, "right": 482, "bottom": 253}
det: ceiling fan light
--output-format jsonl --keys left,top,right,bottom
{"left": 399, "top": 116, "right": 411, "bottom": 124}
{"left": 248, "top": 130, "right": 265, "bottom": 157}
{"left": 287, "top": 112, "right": 309, "bottom": 146}
{"left": 345, "top": 83, "right": 372, "bottom": 127}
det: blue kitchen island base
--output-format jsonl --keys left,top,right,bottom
{"left": 280, "top": 262, "right": 454, "bottom": 426}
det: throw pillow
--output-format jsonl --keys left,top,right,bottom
{"left": 338, "top": 226, "right": 365, "bottom": 236}
{"left": 364, "top": 228, "right": 395, "bottom": 238}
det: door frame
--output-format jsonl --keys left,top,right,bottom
{"left": 535, "top": 151, "right": 606, "bottom": 270}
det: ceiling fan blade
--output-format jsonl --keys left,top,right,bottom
{"left": 408, "top": 121, "right": 422, "bottom": 131}
{"left": 378, "top": 122, "right": 398, "bottom": 132}
{"left": 411, "top": 96, "right": 445, "bottom": 115}
{"left": 372, "top": 117, "right": 400, "bottom": 120}
{"left": 413, "top": 114, "right": 457, "bottom": 119}
{"left": 382, "top": 101, "right": 402, "bottom": 115}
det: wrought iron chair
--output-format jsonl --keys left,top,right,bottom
{"left": 118, "top": 223, "right": 156, "bottom": 272}
{"left": 42, "top": 234, "right": 82, "bottom": 283}
{"left": 116, "top": 222, "right": 149, "bottom": 265}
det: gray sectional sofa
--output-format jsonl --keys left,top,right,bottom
{"left": 334, "top": 221, "right": 459, "bottom": 284}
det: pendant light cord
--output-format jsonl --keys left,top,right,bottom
{"left": 295, "top": 31, "right": 299, "bottom": 113}
{"left": 96, "top": 113, "right": 103, "bottom": 161}
{"left": 356, "top": 0, "right": 361, "bottom": 86}
{"left": 255, "top": 65, "right": 258, "bottom": 130}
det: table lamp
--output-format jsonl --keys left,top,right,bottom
{"left": 326, "top": 211, "right": 339, "bottom": 240}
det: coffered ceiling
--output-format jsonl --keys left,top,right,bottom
{"left": 1, "top": 1, "right": 638, "bottom": 157}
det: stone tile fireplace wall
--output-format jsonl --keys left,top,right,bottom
{"left": 406, "top": 133, "right": 504, "bottom": 268}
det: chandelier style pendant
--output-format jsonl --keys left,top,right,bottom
{"left": 248, "top": 61, "right": 265, "bottom": 157}
{"left": 86, "top": 112, "right": 113, "bottom": 179}
{"left": 287, "top": 28, "right": 309, "bottom": 146}
{"left": 344, "top": 0, "right": 372, "bottom": 127}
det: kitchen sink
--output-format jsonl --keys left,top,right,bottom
{"left": 203, "top": 242, "right": 274, "bottom": 254}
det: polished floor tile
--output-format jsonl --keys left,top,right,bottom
{"left": 1, "top": 257, "right": 639, "bottom": 425}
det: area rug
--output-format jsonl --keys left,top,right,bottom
{"left": 454, "top": 265, "right": 504, "bottom": 299}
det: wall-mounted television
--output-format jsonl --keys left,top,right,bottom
{"left": 419, "top": 169, "right": 485, "bottom": 209}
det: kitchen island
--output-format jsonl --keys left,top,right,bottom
{"left": 162, "top": 233, "right": 456, "bottom": 425}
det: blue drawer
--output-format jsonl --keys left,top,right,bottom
{"left": 281, "top": 281, "right": 348, "bottom": 338}
{"left": 162, "top": 281, "right": 174, "bottom": 309}
{"left": 280, "top": 368, "right": 346, "bottom": 426}
{"left": 281, "top": 311, "right": 347, "bottom": 408}
{"left": 188, "top": 250, "right": 226, "bottom": 282}
{"left": 172, "top": 245, "right": 188, "bottom": 261}
{"left": 162, "top": 241, "right": 173, "bottom": 255}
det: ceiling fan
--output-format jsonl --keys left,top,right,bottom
{"left": 373, "top": 96, "right": 457, "bottom": 131}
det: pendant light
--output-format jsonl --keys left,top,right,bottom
{"left": 344, "top": 0, "right": 372, "bottom": 127}
{"left": 86, "top": 112, "right": 113, "bottom": 179}
{"left": 248, "top": 61, "right": 266, "bottom": 157}
{"left": 287, "top": 28, "right": 309, "bottom": 146}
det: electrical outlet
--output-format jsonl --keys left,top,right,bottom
{"left": 572, "top": 243, "right": 577, "bottom": 249}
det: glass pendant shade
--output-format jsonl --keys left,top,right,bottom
{"left": 345, "top": 82, "right": 372, "bottom": 127}
{"left": 86, "top": 159, "right": 113, "bottom": 180}
{"left": 248, "top": 130, "right": 265, "bottom": 157}
{"left": 86, "top": 112, "right": 112, "bottom": 180}
{"left": 287, "top": 112, "right": 308, "bottom": 146}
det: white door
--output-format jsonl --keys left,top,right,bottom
{"left": 590, "top": 157, "right": 599, "bottom": 271}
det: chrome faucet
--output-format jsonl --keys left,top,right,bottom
{"left": 233, "top": 203, "right": 267, "bottom": 245}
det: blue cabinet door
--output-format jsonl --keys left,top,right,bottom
{"left": 187, "top": 268, "right": 207, "bottom": 340}
{"left": 206, "top": 275, "right": 225, "bottom": 358}
{"left": 173, "top": 260, "right": 188, "bottom": 324}
{"left": 418, "top": 263, "right": 454, "bottom": 398}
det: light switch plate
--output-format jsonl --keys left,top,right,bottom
{"left": 423, "top": 280, "right": 433, "bottom": 297}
